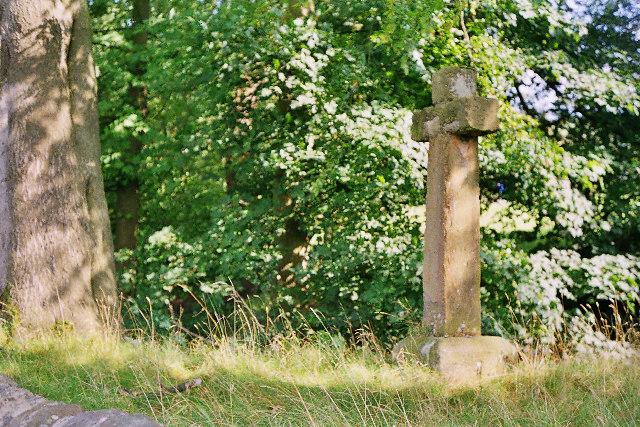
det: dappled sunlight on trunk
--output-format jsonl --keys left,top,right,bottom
{"left": 0, "top": 0, "right": 117, "bottom": 333}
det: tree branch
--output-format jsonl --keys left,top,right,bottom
{"left": 460, "top": 9, "right": 475, "bottom": 65}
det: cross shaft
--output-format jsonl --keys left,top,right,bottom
{"left": 412, "top": 66, "right": 498, "bottom": 336}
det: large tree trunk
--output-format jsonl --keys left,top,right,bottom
{"left": 0, "top": 0, "right": 118, "bottom": 333}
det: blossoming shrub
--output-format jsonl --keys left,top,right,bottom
{"left": 95, "top": 0, "right": 640, "bottom": 349}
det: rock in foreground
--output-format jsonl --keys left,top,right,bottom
{"left": 0, "top": 375, "right": 161, "bottom": 427}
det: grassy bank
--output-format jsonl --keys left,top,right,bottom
{"left": 1, "top": 331, "right": 639, "bottom": 426}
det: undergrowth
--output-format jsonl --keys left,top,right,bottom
{"left": 0, "top": 299, "right": 639, "bottom": 426}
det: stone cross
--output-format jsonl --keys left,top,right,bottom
{"left": 394, "top": 67, "right": 516, "bottom": 384}
{"left": 412, "top": 67, "right": 498, "bottom": 336}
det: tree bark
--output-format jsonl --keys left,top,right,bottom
{"left": 113, "top": 0, "right": 149, "bottom": 258}
{"left": 0, "top": 0, "right": 118, "bottom": 332}
{"left": 274, "top": 0, "right": 314, "bottom": 289}
{"left": 285, "top": 0, "right": 315, "bottom": 20}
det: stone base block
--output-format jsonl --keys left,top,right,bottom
{"left": 392, "top": 335, "right": 518, "bottom": 385}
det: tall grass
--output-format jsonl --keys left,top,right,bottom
{"left": 0, "top": 296, "right": 639, "bottom": 426}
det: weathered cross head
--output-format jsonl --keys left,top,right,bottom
{"left": 413, "top": 67, "right": 498, "bottom": 142}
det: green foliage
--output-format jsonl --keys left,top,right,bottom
{"left": 0, "top": 290, "right": 19, "bottom": 343}
{"left": 90, "top": 0, "right": 640, "bottom": 349}
{"left": 119, "top": 227, "right": 233, "bottom": 331}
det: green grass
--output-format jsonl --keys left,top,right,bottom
{"left": 1, "top": 331, "right": 639, "bottom": 426}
